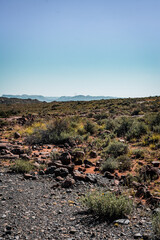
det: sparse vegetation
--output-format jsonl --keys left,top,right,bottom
{"left": 10, "top": 159, "right": 34, "bottom": 173}
{"left": 101, "top": 157, "right": 118, "bottom": 173}
{"left": 81, "top": 189, "right": 133, "bottom": 220}
{"left": 106, "top": 141, "right": 128, "bottom": 158}
{"left": 152, "top": 212, "right": 160, "bottom": 239}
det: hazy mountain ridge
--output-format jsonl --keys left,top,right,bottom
{"left": 2, "top": 94, "right": 116, "bottom": 102}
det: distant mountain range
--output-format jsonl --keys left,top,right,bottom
{"left": 2, "top": 94, "right": 117, "bottom": 102}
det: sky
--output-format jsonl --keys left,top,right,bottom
{"left": 0, "top": 0, "right": 160, "bottom": 98}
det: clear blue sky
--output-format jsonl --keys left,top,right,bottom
{"left": 0, "top": 0, "right": 160, "bottom": 97}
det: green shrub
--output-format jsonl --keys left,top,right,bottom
{"left": 153, "top": 125, "right": 160, "bottom": 133}
{"left": 81, "top": 190, "right": 132, "bottom": 220}
{"left": 84, "top": 120, "right": 97, "bottom": 135}
{"left": 117, "top": 155, "right": 132, "bottom": 171}
{"left": 126, "top": 121, "right": 147, "bottom": 140}
{"left": 94, "top": 112, "right": 108, "bottom": 120}
{"left": 131, "top": 149, "right": 144, "bottom": 159}
{"left": 114, "top": 117, "right": 133, "bottom": 137}
{"left": 10, "top": 159, "right": 34, "bottom": 173}
{"left": 152, "top": 212, "right": 160, "bottom": 239}
{"left": 26, "top": 118, "right": 78, "bottom": 145}
{"left": 105, "top": 119, "right": 115, "bottom": 131}
{"left": 101, "top": 157, "right": 118, "bottom": 173}
{"left": 106, "top": 141, "right": 128, "bottom": 158}
{"left": 142, "top": 134, "right": 160, "bottom": 146}
{"left": 147, "top": 112, "right": 160, "bottom": 130}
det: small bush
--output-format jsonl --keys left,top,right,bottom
{"left": 26, "top": 118, "right": 77, "bottom": 145}
{"left": 147, "top": 112, "right": 160, "bottom": 130}
{"left": 84, "top": 120, "right": 97, "bottom": 135}
{"left": 101, "top": 157, "right": 118, "bottom": 173}
{"left": 117, "top": 155, "right": 132, "bottom": 171}
{"left": 131, "top": 149, "right": 144, "bottom": 159}
{"left": 114, "top": 117, "right": 133, "bottom": 137}
{"left": 104, "top": 119, "right": 115, "bottom": 131}
{"left": 126, "top": 121, "right": 147, "bottom": 141}
{"left": 152, "top": 212, "right": 160, "bottom": 239}
{"left": 10, "top": 159, "right": 34, "bottom": 173}
{"left": 81, "top": 190, "right": 132, "bottom": 220}
{"left": 106, "top": 141, "right": 128, "bottom": 158}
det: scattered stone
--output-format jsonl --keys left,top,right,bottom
{"left": 56, "top": 176, "right": 64, "bottom": 181}
{"left": 39, "top": 170, "right": 45, "bottom": 175}
{"left": 73, "top": 170, "right": 86, "bottom": 181}
{"left": 61, "top": 177, "right": 75, "bottom": 188}
{"left": 69, "top": 227, "right": 77, "bottom": 234}
{"left": 85, "top": 173, "right": 97, "bottom": 183}
{"left": 0, "top": 143, "right": 9, "bottom": 150}
{"left": 89, "top": 150, "right": 97, "bottom": 158}
{"left": 74, "top": 159, "right": 83, "bottom": 165}
{"left": 153, "top": 208, "right": 160, "bottom": 214}
{"left": 84, "top": 159, "right": 94, "bottom": 166}
{"left": 152, "top": 161, "right": 160, "bottom": 167}
{"left": 45, "top": 166, "right": 56, "bottom": 174}
{"left": 74, "top": 151, "right": 85, "bottom": 159}
{"left": 114, "top": 219, "right": 130, "bottom": 225}
{"left": 14, "top": 132, "right": 21, "bottom": 139}
{"left": 60, "top": 152, "right": 71, "bottom": 165}
{"left": 103, "top": 171, "right": 114, "bottom": 179}
{"left": 134, "top": 233, "right": 142, "bottom": 239}
{"left": 11, "top": 146, "right": 24, "bottom": 155}
{"left": 54, "top": 167, "right": 69, "bottom": 177}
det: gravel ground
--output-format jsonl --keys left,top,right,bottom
{"left": 0, "top": 171, "right": 155, "bottom": 240}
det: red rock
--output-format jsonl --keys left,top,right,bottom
{"left": 61, "top": 177, "right": 75, "bottom": 188}
{"left": 73, "top": 170, "right": 86, "bottom": 181}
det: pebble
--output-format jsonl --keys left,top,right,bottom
{"left": 134, "top": 233, "right": 142, "bottom": 239}
{"left": 114, "top": 219, "right": 130, "bottom": 225}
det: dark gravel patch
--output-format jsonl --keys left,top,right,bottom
{"left": 0, "top": 171, "right": 154, "bottom": 240}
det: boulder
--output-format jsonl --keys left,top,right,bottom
{"left": 103, "top": 171, "right": 114, "bottom": 179}
{"left": 89, "top": 150, "right": 97, "bottom": 158}
{"left": 0, "top": 143, "right": 9, "bottom": 150}
{"left": 45, "top": 166, "right": 56, "bottom": 174}
{"left": 85, "top": 174, "right": 97, "bottom": 183}
{"left": 84, "top": 159, "right": 94, "bottom": 166}
{"left": 135, "top": 186, "right": 147, "bottom": 198}
{"left": 74, "top": 159, "right": 83, "bottom": 165}
{"left": 74, "top": 151, "right": 85, "bottom": 159}
{"left": 61, "top": 177, "right": 75, "bottom": 188}
{"left": 54, "top": 167, "right": 69, "bottom": 177}
{"left": 73, "top": 170, "right": 86, "bottom": 181}
{"left": 14, "top": 132, "right": 21, "bottom": 139}
{"left": 60, "top": 152, "right": 71, "bottom": 165}
{"left": 11, "top": 146, "right": 24, "bottom": 155}
{"left": 152, "top": 161, "right": 160, "bottom": 167}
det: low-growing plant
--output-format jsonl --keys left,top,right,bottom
{"left": 114, "top": 117, "right": 133, "bottom": 137}
{"left": 25, "top": 118, "right": 78, "bottom": 145}
{"left": 131, "top": 149, "right": 144, "bottom": 159}
{"left": 101, "top": 157, "right": 118, "bottom": 173}
{"left": 106, "top": 141, "right": 128, "bottom": 158}
{"left": 152, "top": 212, "right": 160, "bottom": 239}
{"left": 10, "top": 159, "right": 34, "bottom": 173}
{"left": 84, "top": 120, "right": 97, "bottom": 135}
{"left": 126, "top": 121, "right": 147, "bottom": 141}
{"left": 147, "top": 112, "right": 160, "bottom": 131}
{"left": 81, "top": 189, "right": 133, "bottom": 220}
{"left": 117, "top": 155, "right": 132, "bottom": 171}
